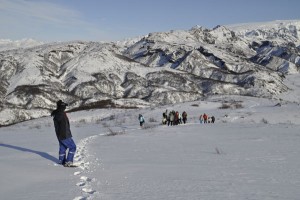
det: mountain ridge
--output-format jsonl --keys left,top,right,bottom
{"left": 0, "top": 20, "right": 299, "bottom": 126}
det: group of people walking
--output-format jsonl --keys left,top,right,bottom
{"left": 162, "top": 110, "right": 188, "bottom": 126}
{"left": 199, "top": 113, "right": 215, "bottom": 124}
{"left": 139, "top": 110, "right": 216, "bottom": 127}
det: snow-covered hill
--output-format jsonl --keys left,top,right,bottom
{"left": 0, "top": 20, "right": 300, "bottom": 126}
{"left": 1, "top": 94, "right": 300, "bottom": 200}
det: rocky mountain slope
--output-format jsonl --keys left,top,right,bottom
{"left": 0, "top": 20, "right": 299, "bottom": 126}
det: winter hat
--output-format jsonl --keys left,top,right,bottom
{"left": 56, "top": 100, "right": 68, "bottom": 108}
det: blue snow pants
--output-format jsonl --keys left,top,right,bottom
{"left": 58, "top": 138, "right": 76, "bottom": 163}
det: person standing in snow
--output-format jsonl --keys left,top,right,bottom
{"left": 175, "top": 111, "right": 179, "bottom": 125}
{"left": 51, "top": 100, "right": 76, "bottom": 167}
{"left": 211, "top": 116, "right": 215, "bottom": 123}
{"left": 178, "top": 112, "right": 182, "bottom": 124}
{"left": 199, "top": 114, "right": 203, "bottom": 124}
{"left": 168, "top": 111, "right": 175, "bottom": 126}
{"left": 182, "top": 111, "right": 187, "bottom": 124}
{"left": 203, "top": 113, "right": 208, "bottom": 123}
{"left": 162, "top": 114, "right": 167, "bottom": 125}
{"left": 139, "top": 114, "right": 145, "bottom": 127}
{"left": 162, "top": 110, "right": 167, "bottom": 125}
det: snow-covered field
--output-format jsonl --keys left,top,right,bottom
{"left": 1, "top": 91, "right": 300, "bottom": 200}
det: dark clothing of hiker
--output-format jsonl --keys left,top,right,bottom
{"left": 211, "top": 116, "right": 215, "bottom": 123}
{"left": 168, "top": 111, "right": 175, "bottom": 126}
{"left": 182, "top": 111, "right": 187, "bottom": 124}
{"left": 51, "top": 100, "right": 76, "bottom": 165}
{"left": 139, "top": 114, "right": 145, "bottom": 127}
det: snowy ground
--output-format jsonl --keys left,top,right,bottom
{"left": 1, "top": 91, "right": 300, "bottom": 199}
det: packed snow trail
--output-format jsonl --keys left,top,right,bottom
{"left": 71, "top": 125, "right": 142, "bottom": 200}
{"left": 72, "top": 135, "right": 98, "bottom": 200}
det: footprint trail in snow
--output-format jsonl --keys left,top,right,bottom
{"left": 73, "top": 135, "right": 99, "bottom": 200}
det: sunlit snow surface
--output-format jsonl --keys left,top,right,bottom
{"left": 1, "top": 92, "right": 300, "bottom": 200}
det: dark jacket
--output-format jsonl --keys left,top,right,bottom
{"left": 51, "top": 108, "right": 72, "bottom": 141}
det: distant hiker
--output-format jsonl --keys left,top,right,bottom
{"left": 208, "top": 117, "right": 211, "bottom": 123}
{"left": 182, "top": 111, "right": 187, "bottom": 124}
{"left": 162, "top": 110, "right": 167, "bottom": 125}
{"left": 211, "top": 116, "right": 215, "bottom": 123}
{"left": 167, "top": 112, "right": 171, "bottom": 125}
{"left": 178, "top": 112, "right": 182, "bottom": 124}
{"left": 162, "top": 113, "right": 167, "bottom": 125}
{"left": 51, "top": 100, "right": 76, "bottom": 167}
{"left": 139, "top": 114, "right": 145, "bottom": 127}
{"left": 199, "top": 115, "right": 203, "bottom": 124}
{"left": 175, "top": 111, "right": 179, "bottom": 125}
{"left": 168, "top": 111, "right": 175, "bottom": 126}
{"left": 203, "top": 113, "right": 208, "bottom": 123}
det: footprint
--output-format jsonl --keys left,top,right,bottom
{"left": 80, "top": 176, "right": 91, "bottom": 182}
{"left": 82, "top": 187, "right": 95, "bottom": 194}
{"left": 76, "top": 182, "right": 86, "bottom": 187}
{"left": 74, "top": 171, "right": 81, "bottom": 176}
{"left": 73, "top": 135, "right": 100, "bottom": 200}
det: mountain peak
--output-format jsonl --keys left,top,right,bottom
{"left": 212, "top": 25, "right": 227, "bottom": 30}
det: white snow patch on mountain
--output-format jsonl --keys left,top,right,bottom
{"left": 226, "top": 20, "right": 300, "bottom": 45}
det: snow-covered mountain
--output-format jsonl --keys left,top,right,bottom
{"left": 0, "top": 38, "right": 43, "bottom": 51}
{"left": 0, "top": 20, "right": 299, "bottom": 126}
{"left": 226, "top": 20, "right": 300, "bottom": 45}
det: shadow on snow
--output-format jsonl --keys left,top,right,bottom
{"left": 0, "top": 143, "right": 58, "bottom": 163}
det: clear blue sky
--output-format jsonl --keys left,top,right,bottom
{"left": 0, "top": 0, "right": 299, "bottom": 42}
